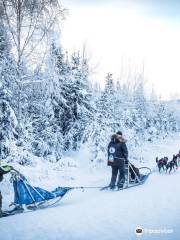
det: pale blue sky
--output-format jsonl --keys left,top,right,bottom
{"left": 61, "top": 0, "right": 180, "bottom": 98}
{"left": 62, "top": 0, "right": 180, "bottom": 19}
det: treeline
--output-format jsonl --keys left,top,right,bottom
{"left": 0, "top": 1, "right": 179, "bottom": 164}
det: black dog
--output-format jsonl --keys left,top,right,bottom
{"left": 166, "top": 155, "right": 178, "bottom": 174}
{"left": 156, "top": 157, "right": 168, "bottom": 172}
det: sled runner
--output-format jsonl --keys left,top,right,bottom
{"left": 0, "top": 164, "right": 151, "bottom": 218}
{"left": 0, "top": 171, "right": 72, "bottom": 218}
{"left": 100, "top": 163, "right": 151, "bottom": 191}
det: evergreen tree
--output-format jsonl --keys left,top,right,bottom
{"left": 0, "top": 24, "right": 18, "bottom": 106}
{"left": 0, "top": 23, "right": 18, "bottom": 158}
{"left": 0, "top": 87, "right": 18, "bottom": 159}
{"left": 63, "top": 51, "right": 94, "bottom": 150}
{"left": 90, "top": 73, "right": 117, "bottom": 160}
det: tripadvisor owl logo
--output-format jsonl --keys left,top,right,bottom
{"left": 135, "top": 227, "right": 143, "bottom": 236}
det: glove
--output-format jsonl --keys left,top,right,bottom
{"left": 0, "top": 165, "right": 13, "bottom": 173}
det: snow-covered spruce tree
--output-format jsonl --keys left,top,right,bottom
{"left": 0, "top": 24, "right": 18, "bottom": 107}
{"left": 168, "top": 112, "right": 178, "bottom": 132}
{"left": 154, "top": 101, "right": 177, "bottom": 137}
{"left": 32, "top": 43, "right": 94, "bottom": 160}
{"left": 90, "top": 73, "right": 119, "bottom": 161}
{"left": 63, "top": 51, "right": 94, "bottom": 151}
{"left": 132, "top": 73, "right": 148, "bottom": 138}
{"left": 28, "top": 41, "right": 67, "bottom": 160}
{"left": 41, "top": 45, "right": 93, "bottom": 158}
{"left": 50, "top": 42, "right": 73, "bottom": 139}
{"left": 101, "top": 73, "right": 116, "bottom": 123}
{"left": 0, "top": 23, "right": 19, "bottom": 159}
{"left": 0, "top": 87, "right": 18, "bottom": 159}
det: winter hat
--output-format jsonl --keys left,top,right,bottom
{"left": 116, "top": 131, "right": 123, "bottom": 136}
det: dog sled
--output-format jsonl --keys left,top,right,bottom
{"left": 1, "top": 171, "right": 72, "bottom": 218}
{"left": 1, "top": 162, "right": 151, "bottom": 218}
{"left": 101, "top": 162, "right": 151, "bottom": 191}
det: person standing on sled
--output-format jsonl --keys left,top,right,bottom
{"left": 108, "top": 131, "right": 128, "bottom": 189}
{"left": 0, "top": 165, "right": 13, "bottom": 216}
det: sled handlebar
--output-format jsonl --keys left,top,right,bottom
{"left": 127, "top": 161, "right": 152, "bottom": 175}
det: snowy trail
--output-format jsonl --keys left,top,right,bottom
{"left": 0, "top": 135, "right": 180, "bottom": 240}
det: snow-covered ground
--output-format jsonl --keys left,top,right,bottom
{"left": 0, "top": 134, "right": 180, "bottom": 240}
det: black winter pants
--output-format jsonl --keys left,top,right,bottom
{"left": 110, "top": 165, "right": 125, "bottom": 187}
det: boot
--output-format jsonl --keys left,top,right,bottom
{"left": 117, "top": 182, "right": 124, "bottom": 190}
{"left": 0, "top": 209, "right": 3, "bottom": 217}
{"left": 0, "top": 209, "right": 8, "bottom": 217}
{"left": 109, "top": 184, "right": 115, "bottom": 190}
{"left": 9, "top": 204, "right": 24, "bottom": 213}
